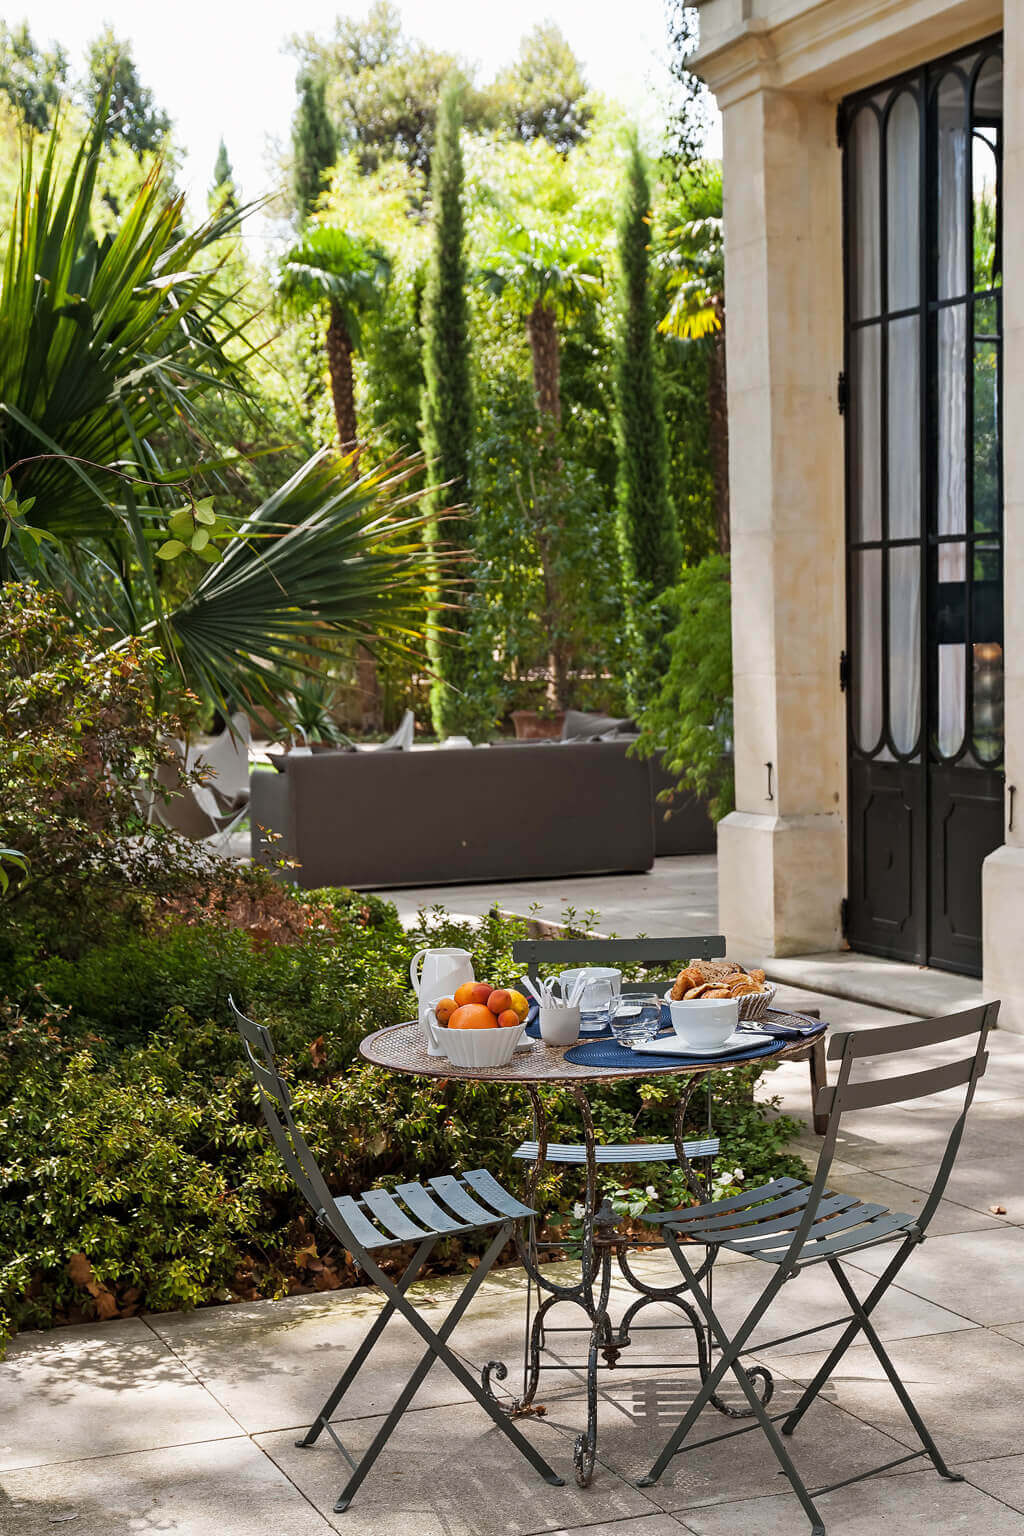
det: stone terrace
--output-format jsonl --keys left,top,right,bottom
{"left": 4, "top": 977, "right": 1024, "bottom": 1534}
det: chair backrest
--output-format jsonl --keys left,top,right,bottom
{"left": 780, "top": 1001, "right": 998, "bottom": 1270}
{"left": 512, "top": 936, "right": 726, "bottom": 992}
{"left": 194, "top": 713, "right": 251, "bottom": 801}
{"left": 229, "top": 996, "right": 355, "bottom": 1250}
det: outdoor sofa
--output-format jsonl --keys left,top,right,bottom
{"left": 250, "top": 737, "right": 713, "bottom": 891}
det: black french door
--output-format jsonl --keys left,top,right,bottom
{"left": 842, "top": 37, "right": 1004, "bottom": 976}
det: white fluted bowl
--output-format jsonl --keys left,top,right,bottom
{"left": 428, "top": 1014, "right": 528, "bottom": 1068}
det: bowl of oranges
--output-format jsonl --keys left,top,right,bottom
{"left": 426, "top": 982, "right": 532, "bottom": 1068}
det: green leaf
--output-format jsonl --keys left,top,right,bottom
{"left": 190, "top": 528, "right": 210, "bottom": 552}
{"left": 193, "top": 498, "right": 216, "bottom": 525}
{"left": 156, "top": 539, "right": 187, "bottom": 560}
{"left": 169, "top": 508, "right": 194, "bottom": 539}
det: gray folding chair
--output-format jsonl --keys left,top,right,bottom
{"left": 636, "top": 1001, "right": 999, "bottom": 1534}
{"left": 230, "top": 998, "right": 564, "bottom": 1510}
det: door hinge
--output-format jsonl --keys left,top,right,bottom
{"left": 839, "top": 649, "right": 850, "bottom": 691}
{"left": 840, "top": 897, "right": 849, "bottom": 938}
{"left": 837, "top": 370, "right": 849, "bottom": 415}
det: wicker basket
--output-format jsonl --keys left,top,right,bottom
{"left": 737, "top": 984, "right": 777, "bottom": 1022}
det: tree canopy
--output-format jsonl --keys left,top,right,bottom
{"left": 0, "top": 21, "right": 66, "bottom": 132}
{"left": 82, "top": 26, "right": 171, "bottom": 157}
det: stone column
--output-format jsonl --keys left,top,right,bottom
{"left": 982, "top": 7, "right": 1024, "bottom": 1030}
{"left": 714, "top": 85, "right": 847, "bottom": 957}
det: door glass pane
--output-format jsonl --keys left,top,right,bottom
{"left": 973, "top": 339, "right": 1000, "bottom": 534}
{"left": 886, "top": 91, "right": 920, "bottom": 310}
{"left": 936, "top": 542, "right": 966, "bottom": 758}
{"left": 936, "top": 70, "right": 968, "bottom": 299}
{"left": 938, "top": 304, "right": 967, "bottom": 533}
{"left": 973, "top": 643, "right": 1004, "bottom": 763}
{"left": 888, "top": 545, "right": 921, "bottom": 754}
{"left": 887, "top": 315, "right": 920, "bottom": 537}
{"left": 852, "top": 549, "right": 883, "bottom": 750}
{"left": 851, "top": 325, "right": 881, "bottom": 541}
{"left": 973, "top": 129, "right": 999, "bottom": 291}
{"left": 850, "top": 109, "right": 880, "bottom": 320}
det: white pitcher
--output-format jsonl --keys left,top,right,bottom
{"left": 410, "top": 948, "right": 474, "bottom": 1053}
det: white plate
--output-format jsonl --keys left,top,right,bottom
{"left": 631, "top": 1028, "right": 771, "bottom": 1057}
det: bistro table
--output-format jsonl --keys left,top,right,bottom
{"left": 359, "top": 1009, "right": 828, "bottom": 1485}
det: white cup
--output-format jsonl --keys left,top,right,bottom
{"left": 556, "top": 967, "right": 621, "bottom": 1017}
{"left": 668, "top": 997, "right": 738, "bottom": 1051}
{"left": 539, "top": 1004, "right": 581, "bottom": 1047}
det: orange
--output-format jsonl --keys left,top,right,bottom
{"left": 453, "top": 982, "right": 479, "bottom": 1008}
{"left": 448, "top": 1003, "right": 498, "bottom": 1030}
{"left": 434, "top": 997, "right": 457, "bottom": 1025}
{"left": 487, "top": 989, "right": 512, "bottom": 1015}
{"left": 497, "top": 1009, "right": 520, "bottom": 1029}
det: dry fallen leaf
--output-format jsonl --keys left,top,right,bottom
{"left": 67, "top": 1253, "right": 93, "bottom": 1290}
{"left": 309, "top": 1035, "right": 326, "bottom": 1068}
{"left": 989, "top": 1204, "right": 1008, "bottom": 1215}
{"left": 94, "top": 1291, "right": 119, "bottom": 1320}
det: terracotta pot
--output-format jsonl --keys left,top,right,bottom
{"left": 510, "top": 709, "right": 565, "bottom": 741}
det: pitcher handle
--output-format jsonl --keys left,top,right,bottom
{"left": 410, "top": 948, "right": 427, "bottom": 994}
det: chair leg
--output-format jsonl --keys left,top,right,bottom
{"left": 334, "top": 1223, "right": 563, "bottom": 1510}
{"left": 639, "top": 1236, "right": 826, "bottom": 1534}
{"left": 827, "top": 1261, "right": 962, "bottom": 1482}
{"left": 297, "top": 1239, "right": 435, "bottom": 1448}
{"left": 636, "top": 1233, "right": 789, "bottom": 1487}
{"left": 781, "top": 1238, "right": 916, "bottom": 1437}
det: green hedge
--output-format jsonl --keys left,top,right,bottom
{"left": 1, "top": 895, "right": 803, "bottom": 1346}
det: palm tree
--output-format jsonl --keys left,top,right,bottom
{"left": 658, "top": 166, "right": 728, "bottom": 552}
{"left": 481, "top": 224, "right": 603, "bottom": 426}
{"left": 480, "top": 224, "right": 603, "bottom": 704}
{"left": 0, "top": 101, "right": 438, "bottom": 719}
{"left": 276, "top": 226, "right": 390, "bottom": 466}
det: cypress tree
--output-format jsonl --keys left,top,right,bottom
{"left": 421, "top": 81, "right": 474, "bottom": 737}
{"left": 209, "top": 138, "right": 238, "bottom": 213}
{"left": 613, "top": 138, "right": 680, "bottom": 699}
{"left": 292, "top": 69, "right": 337, "bottom": 219}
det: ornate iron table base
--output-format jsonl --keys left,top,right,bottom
{"left": 481, "top": 1081, "right": 774, "bottom": 1486}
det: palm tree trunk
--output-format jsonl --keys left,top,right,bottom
{"left": 526, "top": 300, "right": 561, "bottom": 426}
{"left": 325, "top": 302, "right": 359, "bottom": 468}
{"left": 708, "top": 309, "right": 729, "bottom": 555}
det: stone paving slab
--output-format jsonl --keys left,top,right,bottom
{"left": 821, "top": 1157, "right": 1003, "bottom": 1237}
{"left": 0, "top": 1438, "right": 334, "bottom": 1534}
{"left": 672, "top": 1467, "right": 1024, "bottom": 1534}
{"left": 0, "top": 1318, "right": 239, "bottom": 1471}
{"left": 764, "top": 1325, "right": 1024, "bottom": 1466}
{"left": 257, "top": 1399, "right": 659, "bottom": 1536}
{"left": 961, "top": 1451, "right": 1024, "bottom": 1515}
{"left": 846, "top": 1227, "right": 1024, "bottom": 1326}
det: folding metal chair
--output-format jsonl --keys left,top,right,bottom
{"left": 229, "top": 997, "right": 564, "bottom": 1511}
{"left": 635, "top": 1001, "right": 999, "bottom": 1533}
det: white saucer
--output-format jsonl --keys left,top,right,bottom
{"left": 631, "top": 1028, "right": 770, "bottom": 1057}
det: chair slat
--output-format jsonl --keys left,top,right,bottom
{"left": 395, "top": 1182, "right": 473, "bottom": 1235}
{"left": 512, "top": 1139, "right": 720, "bottom": 1164}
{"left": 792, "top": 1211, "right": 915, "bottom": 1263}
{"left": 429, "top": 1175, "right": 506, "bottom": 1226}
{"left": 360, "top": 1187, "right": 434, "bottom": 1243}
{"left": 679, "top": 1189, "right": 855, "bottom": 1239}
{"left": 462, "top": 1168, "right": 534, "bottom": 1218}
{"left": 334, "top": 1195, "right": 390, "bottom": 1250}
{"left": 731, "top": 1201, "right": 889, "bottom": 1253}
{"left": 826, "top": 1053, "right": 983, "bottom": 1114}
{"left": 828, "top": 1002, "right": 996, "bottom": 1062}
{"left": 511, "top": 936, "right": 726, "bottom": 968}
{"left": 647, "top": 1176, "right": 802, "bottom": 1226}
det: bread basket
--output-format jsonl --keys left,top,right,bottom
{"left": 663, "top": 982, "right": 777, "bottom": 1023}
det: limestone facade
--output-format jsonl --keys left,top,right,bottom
{"left": 694, "top": 0, "right": 1023, "bottom": 1025}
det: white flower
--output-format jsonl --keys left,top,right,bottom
{"left": 645, "top": 1185, "right": 657, "bottom": 1200}
{"left": 572, "top": 1202, "right": 585, "bottom": 1220}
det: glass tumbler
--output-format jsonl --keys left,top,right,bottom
{"left": 610, "top": 994, "right": 663, "bottom": 1047}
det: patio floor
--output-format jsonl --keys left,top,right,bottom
{"left": 5, "top": 980, "right": 1024, "bottom": 1533}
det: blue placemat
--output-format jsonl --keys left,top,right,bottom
{"left": 564, "top": 1031, "right": 789, "bottom": 1070}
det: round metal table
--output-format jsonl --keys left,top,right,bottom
{"left": 359, "top": 1012, "right": 827, "bottom": 1485}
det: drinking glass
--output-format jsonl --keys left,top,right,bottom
{"left": 610, "top": 994, "right": 663, "bottom": 1047}
{"left": 579, "top": 976, "right": 616, "bottom": 1031}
